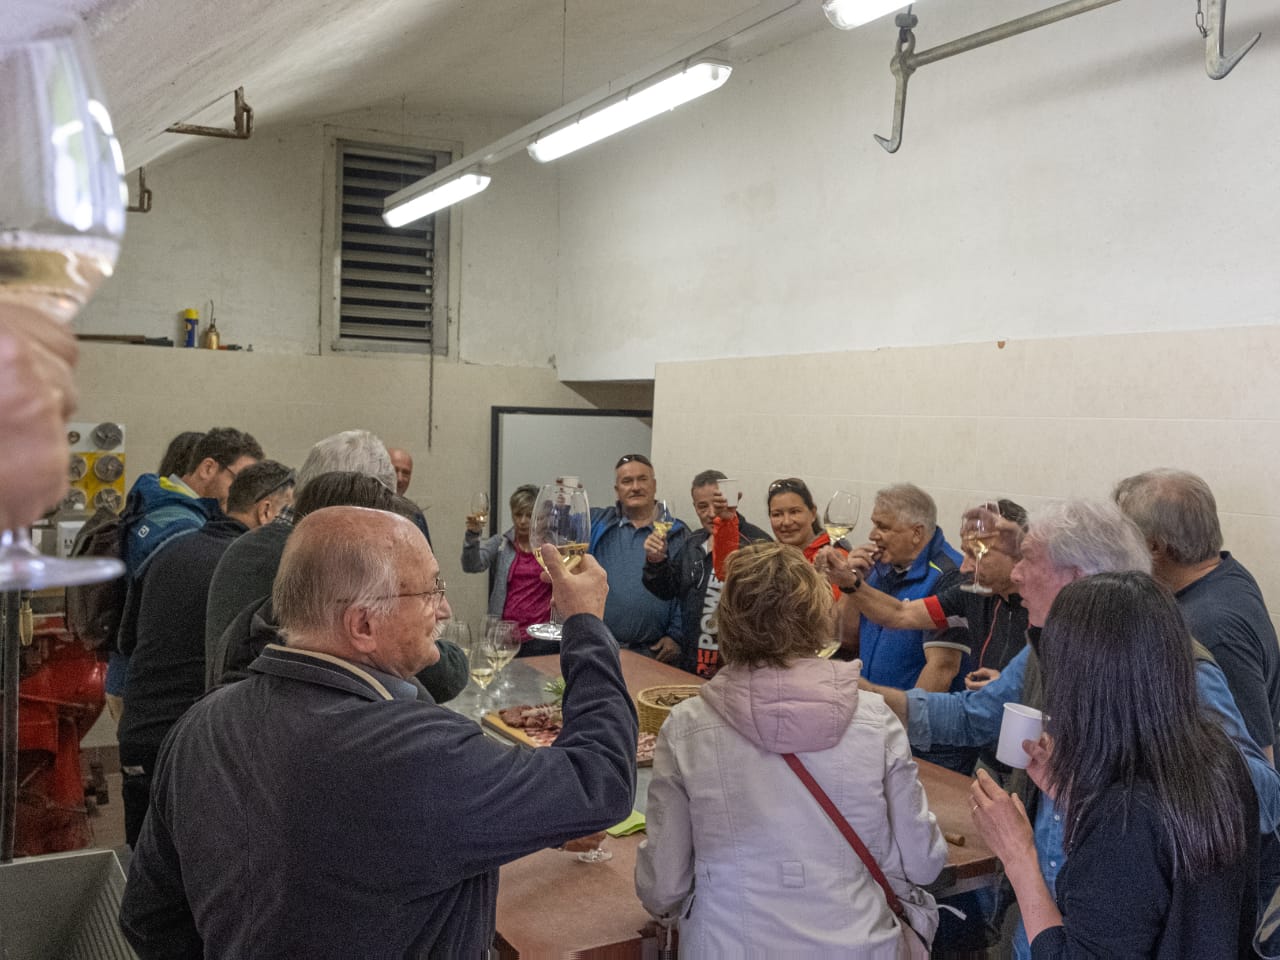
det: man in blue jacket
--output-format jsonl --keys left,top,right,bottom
{"left": 120, "top": 505, "right": 637, "bottom": 959}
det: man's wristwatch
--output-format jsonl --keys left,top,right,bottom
{"left": 838, "top": 572, "right": 861, "bottom": 596}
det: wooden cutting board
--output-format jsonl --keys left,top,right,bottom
{"left": 481, "top": 709, "right": 654, "bottom": 765}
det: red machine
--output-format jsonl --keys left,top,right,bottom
{"left": 15, "top": 612, "right": 106, "bottom": 857}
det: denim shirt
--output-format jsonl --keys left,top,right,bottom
{"left": 906, "top": 648, "right": 1280, "bottom": 960}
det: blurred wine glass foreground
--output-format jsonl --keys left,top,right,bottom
{"left": 0, "top": 11, "right": 128, "bottom": 590}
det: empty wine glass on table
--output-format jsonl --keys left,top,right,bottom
{"left": 485, "top": 618, "right": 520, "bottom": 697}
{"left": 959, "top": 500, "right": 1004, "bottom": 595}
{"left": 822, "top": 489, "right": 860, "bottom": 549}
{"left": 526, "top": 479, "right": 590, "bottom": 643}
{"left": 0, "top": 10, "right": 127, "bottom": 590}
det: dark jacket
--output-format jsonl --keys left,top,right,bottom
{"left": 120, "top": 615, "right": 637, "bottom": 960}
{"left": 210, "top": 594, "right": 470, "bottom": 704}
{"left": 119, "top": 515, "right": 247, "bottom": 768}
{"left": 642, "top": 514, "right": 771, "bottom": 676}
{"left": 203, "top": 516, "right": 292, "bottom": 661}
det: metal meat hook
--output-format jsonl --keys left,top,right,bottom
{"left": 1204, "top": 0, "right": 1260, "bottom": 79}
{"left": 874, "top": 26, "right": 917, "bottom": 154}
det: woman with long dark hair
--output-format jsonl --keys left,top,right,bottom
{"left": 973, "top": 571, "right": 1258, "bottom": 957}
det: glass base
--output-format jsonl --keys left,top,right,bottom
{"left": 525, "top": 622, "right": 563, "bottom": 642}
{"left": 576, "top": 848, "right": 612, "bottom": 863}
{"left": 0, "top": 552, "right": 124, "bottom": 591}
{"left": 959, "top": 583, "right": 994, "bottom": 595}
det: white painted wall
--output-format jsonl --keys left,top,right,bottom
{"left": 553, "top": 0, "right": 1280, "bottom": 380}
{"left": 83, "top": 106, "right": 561, "bottom": 366}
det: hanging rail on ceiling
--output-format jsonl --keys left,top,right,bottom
{"left": 874, "top": 0, "right": 1259, "bottom": 154}
{"left": 166, "top": 87, "right": 253, "bottom": 139}
{"left": 1202, "top": 0, "right": 1261, "bottom": 79}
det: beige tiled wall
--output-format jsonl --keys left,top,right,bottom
{"left": 75, "top": 344, "right": 650, "bottom": 628}
{"left": 651, "top": 325, "right": 1280, "bottom": 636}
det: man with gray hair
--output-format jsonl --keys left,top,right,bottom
{"left": 841, "top": 482, "right": 968, "bottom": 694}
{"left": 1115, "top": 468, "right": 1280, "bottom": 763}
{"left": 859, "top": 498, "right": 1280, "bottom": 960}
{"left": 121, "top": 507, "right": 637, "bottom": 957}
{"left": 204, "top": 429, "right": 395, "bottom": 646}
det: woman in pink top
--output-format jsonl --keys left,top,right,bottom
{"left": 461, "top": 484, "right": 556, "bottom": 656}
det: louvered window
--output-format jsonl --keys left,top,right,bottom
{"left": 336, "top": 142, "right": 450, "bottom": 349}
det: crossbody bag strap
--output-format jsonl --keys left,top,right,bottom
{"left": 781, "top": 752, "right": 904, "bottom": 919}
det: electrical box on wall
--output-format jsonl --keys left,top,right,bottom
{"left": 64, "top": 420, "right": 127, "bottom": 515}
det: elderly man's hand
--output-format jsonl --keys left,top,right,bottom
{"left": 541, "top": 545, "right": 608, "bottom": 620}
{"left": 0, "top": 324, "right": 77, "bottom": 530}
{"left": 643, "top": 531, "right": 667, "bottom": 563}
{"left": 844, "top": 543, "right": 879, "bottom": 576}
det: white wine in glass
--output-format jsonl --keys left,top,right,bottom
{"left": 0, "top": 11, "right": 127, "bottom": 590}
{"left": 959, "top": 500, "right": 1003, "bottom": 595}
{"left": 823, "top": 490, "right": 860, "bottom": 548}
{"left": 526, "top": 480, "right": 590, "bottom": 642}
{"left": 469, "top": 491, "right": 490, "bottom": 529}
{"left": 652, "top": 499, "right": 674, "bottom": 538}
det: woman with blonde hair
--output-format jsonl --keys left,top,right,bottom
{"left": 636, "top": 542, "right": 946, "bottom": 956}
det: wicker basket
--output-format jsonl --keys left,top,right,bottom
{"left": 636, "top": 685, "right": 702, "bottom": 734}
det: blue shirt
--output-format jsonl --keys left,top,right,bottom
{"left": 590, "top": 508, "right": 683, "bottom": 649}
{"left": 907, "top": 645, "right": 1280, "bottom": 960}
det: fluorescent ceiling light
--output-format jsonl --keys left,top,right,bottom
{"left": 821, "top": 0, "right": 906, "bottom": 30}
{"left": 527, "top": 60, "right": 732, "bottom": 163}
{"left": 382, "top": 170, "right": 490, "bottom": 228}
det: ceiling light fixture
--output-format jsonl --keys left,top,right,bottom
{"left": 821, "top": 0, "right": 907, "bottom": 30}
{"left": 380, "top": 0, "right": 814, "bottom": 227}
{"left": 382, "top": 169, "right": 491, "bottom": 228}
{"left": 526, "top": 60, "right": 733, "bottom": 163}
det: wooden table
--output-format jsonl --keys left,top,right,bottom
{"left": 491, "top": 652, "right": 997, "bottom": 958}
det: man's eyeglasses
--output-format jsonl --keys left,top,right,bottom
{"left": 338, "top": 577, "right": 447, "bottom": 608}
{"left": 255, "top": 470, "right": 297, "bottom": 503}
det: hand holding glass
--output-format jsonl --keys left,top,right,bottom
{"left": 0, "top": 12, "right": 127, "bottom": 589}
{"left": 960, "top": 500, "right": 1003, "bottom": 595}
{"left": 526, "top": 480, "right": 590, "bottom": 642}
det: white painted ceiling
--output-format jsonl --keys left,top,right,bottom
{"left": 15, "top": 0, "right": 775, "bottom": 170}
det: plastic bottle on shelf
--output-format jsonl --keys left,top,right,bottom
{"left": 183, "top": 308, "right": 198, "bottom": 347}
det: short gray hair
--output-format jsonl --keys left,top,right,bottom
{"left": 297, "top": 430, "right": 395, "bottom": 495}
{"left": 1113, "top": 468, "right": 1223, "bottom": 565}
{"left": 273, "top": 506, "right": 402, "bottom": 638}
{"left": 1029, "top": 499, "right": 1152, "bottom": 577}
{"left": 874, "top": 483, "right": 937, "bottom": 536}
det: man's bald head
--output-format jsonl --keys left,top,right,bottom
{"left": 273, "top": 506, "right": 423, "bottom": 644}
{"left": 387, "top": 447, "right": 414, "bottom": 496}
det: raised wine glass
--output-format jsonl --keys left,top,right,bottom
{"left": 525, "top": 479, "right": 590, "bottom": 643}
{"left": 469, "top": 491, "right": 490, "bottom": 531}
{"left": 823, "top": 489, "right": 860, "bottom": 549}
{"left": 652, "top": 499, "right": 674, "bottom": 539}
{"left": 0, "top": 9, "right": 127, "bottom": 590}
{"left": 959, "top": 500, "right": 1004, "bottom": 595}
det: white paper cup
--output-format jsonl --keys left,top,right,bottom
{"left": 996, "top": 703, "right": 1044, "bottom": 769}
{"left": 716, "top": 479, "right": 741, "bottom": 508}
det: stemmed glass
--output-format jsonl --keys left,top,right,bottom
{"left": 823, "top": 489, "right": 860, "bottom": 549}
{"left": 0, "top": 11, "right": 127, "bottom": 590}
{"left": 652, "top": 499, "right": 674, "bottom": 539}
{"left": 485, "top": 617, "right": 520, "bottom": 698}
{"left": 526, "top": 479, "right": 590, "bottom": 643}
{"left": 469, "top": 491, "right": 490, "bottom": 532}
{"left": 959, "top": 500, "right": 1004, "bottom": 595}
